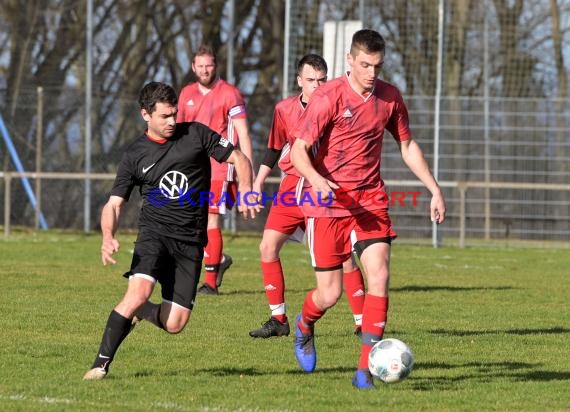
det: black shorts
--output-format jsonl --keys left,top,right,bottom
{"left": 123, "top": 228, "right": 204, "bottom": 310}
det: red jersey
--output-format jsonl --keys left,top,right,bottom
{"left": 266, "top": 94, "right": 305, "bottom": 177}
{"left": 177, "top": 78, "right": 247, "bottom": 181}
{"left": 291, "top": 74, "right": 411, "bottom": 217}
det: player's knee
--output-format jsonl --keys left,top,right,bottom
{"left": 163, "top": 319, "right": 188, "bottom": 334}
{"left": 366, "top": 271, "right": 389, "bottom": 294}
{"left": 318, "top": 289, "right": 342, "bottom": 310}
{"left": 342, "top": 259, "right": 357, "bottom": 272}
{"left": 259, "top": 239, "right": 279, "bottom": 260}
{"left": 161, "top": 310, "right": 191, "bottom": 334}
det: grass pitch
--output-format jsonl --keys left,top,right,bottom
{"left": 0, "top": 231, "right": 569, "bottom": 411}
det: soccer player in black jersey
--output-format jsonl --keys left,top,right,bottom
{"left": 83, "top": 82, "right": 258, "bottom": 380}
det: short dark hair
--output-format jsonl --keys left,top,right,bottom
{"left": 297, "top": 53, "right": 328, "bottom": 76}
{"left": 193, "top": 44, "right": 217, "bottom": 64}
{"left": 138, "top": 82, "right": 178, "bottom": 114}
{"left": 350, "top": 29, "right": 385, "bottom": 56}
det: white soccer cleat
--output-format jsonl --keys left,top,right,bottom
{"left": 83, "top": 367, "right": 107, "bottom": 381}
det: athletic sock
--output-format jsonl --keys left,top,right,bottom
{"left": 358, "top": 295, "right": 389, "bottom": 369}
{"left": 261, "top": 259, "right": 287, "bottom": 323}
{"left": 91, "top": 310, "right": 133, "bottom": 371}
{"left": 343, "top": 268, "right": 365, "bottom": 330}
{"left": 298, "top": 290, "right": 325, "bottom": 335}
{"left": 204, "top": 228, "right": 223, "bottom": 288}
{"left": 135, "top": 301, "right": 164, "bottom": 329}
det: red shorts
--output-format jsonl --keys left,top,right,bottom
{"left": 208, "top": 180, "right": 237, "bottom": 215}
{"left": 264, "top": 174, "right": 305, "bottom": 236}
{"left": 306, "top": 208, "right": 397, "bottom": 270}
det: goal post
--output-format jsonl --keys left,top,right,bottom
{"left": 322, "top": 20, "right": 362, "bottom": 78}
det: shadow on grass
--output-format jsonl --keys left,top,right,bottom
{"left": 410, "top": 360, "right": 570, "bottom": 390}
{"left": 393, "top": 285, "right": 516, "bottom": 292}
{"left": 220, "top": 285, "right": 517, "bottom": 297}
{"left": 430, "top": 326, "right": 570, "bottom": 336}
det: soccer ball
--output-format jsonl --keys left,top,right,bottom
{"left": 368, "top": 338, "right": 414, "bottom": 383}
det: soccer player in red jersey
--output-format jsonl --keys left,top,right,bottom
{"left": 290, "top": 29, "right": 446, "bottom": 389}
{"left": 249, "top": 54, "right": 366, "bottom": 339}
{"left": 177, "top": 45, "right": 254, "bottom": 294}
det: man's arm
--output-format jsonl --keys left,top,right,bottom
{"left": 290, "top": 138, "right": 339, "bottom": 201}
{"left": 253, "top": 164, "right": 272, "bottom": 196}
{"left": 100, "top": 195, "right": 125, "bottom": 265}
{"left": 398, "top": 138, "right": 446, "bottom": 223}
{"left": 226, "top": 149, "right": 260, "bottom": 219}
{"left": 233, "top": 117, "right": 254, "bottom": 169}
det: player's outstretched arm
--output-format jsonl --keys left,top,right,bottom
{"left": 398, "top": 138, "right": 446, "bottom": 223}
{"left": 227, "top": 149, "right": 261, "bottom": 219}
{"left": 100, "top": 195, "right": 125, "bottom": 265}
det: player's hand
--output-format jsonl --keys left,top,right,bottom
{"left": 101, "top": 237, "right": 120, "bottom": 265}
{"left": 239, "top": 187, "right": 262, "bottom": 219}
{"left": 252, "top": 181, "right": 264, "bottom": 204}
{"left": 310, "top": 176, "right": 340, "bottom": 202}
{"left": 430, "top": 190, "right": 446, "bottom": 224}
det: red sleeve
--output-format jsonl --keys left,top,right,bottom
{"left": 267, "top": 106, "right": 288, "bottom": 150}
{"left": 176, "top": 86, "right": 188, "bottom": 123}
{"left": 385, "top": 90, "right": 411, "bottom": 142}
{"left": 227, "top": 87, "right": 247, "bottom": 119}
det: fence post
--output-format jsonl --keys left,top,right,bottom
{"left": 458, "top": 182, "right": 467, "bottom": 248}
{"left": 35, "top": 86, "right": 44, "bottom": 229}
{"left": 4, "top": 173, "right": 11, "bottom": 238}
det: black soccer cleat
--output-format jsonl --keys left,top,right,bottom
{"left": 197, "top": 283, "right": 218, "bottom": 295}
{"left": 249, "top": 317, "right": 290, "bottom": 338}
{"left": 216, "top": 254, "right": 233, "bottom": 287}
{"left": 354, "top": 326, "right": 362, "bottom": 339}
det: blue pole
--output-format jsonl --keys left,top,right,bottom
{"left": 0, "top": 112, "right": 48, "bottom": 229}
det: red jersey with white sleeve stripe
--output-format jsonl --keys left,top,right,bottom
{"left": 291, "top": 74, "right": 411, "bottom": 218}
{"left": 177, "top": 78, "right": 247, "bottom": 181}
{"left": 267, "top": 93, "right": 305, "bottom": 177}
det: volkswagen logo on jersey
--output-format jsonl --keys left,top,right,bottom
{"left": 159, "top": 171, "right": 189, "bottom": 199}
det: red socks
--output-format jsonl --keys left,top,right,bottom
{"left": 358, "top": 294, "right": 389, "bottom": 369}
{"left": 343, "top": 268, "right": 365, "bottom": 330}
{"left": 261, "top": 260, "right": 287, "bottom": 323}
{"left": 204, "top": 228, "right": 223, "bottom": 288}
{"left": 298, "top": 290, "right": 326, "bottom": 334}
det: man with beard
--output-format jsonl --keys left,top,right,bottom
{"left": 177, "top": 45, "right": 254, "bottom": 295}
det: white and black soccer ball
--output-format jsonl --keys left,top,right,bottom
{"left": 368, "top": 338, "right": 415, "bottom": 383}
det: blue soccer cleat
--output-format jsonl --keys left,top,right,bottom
{"left": 352, "top": 369, "right": 375, "bottom": 389}
{"left": 294, "top": 314, "right": 316, "bottom": 372}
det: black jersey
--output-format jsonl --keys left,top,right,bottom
{"left": 110, "top": 122, "right": 234, "bottom": 244}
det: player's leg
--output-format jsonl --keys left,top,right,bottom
{"left": 351, "top": 209, "right": 397, "bottom": 389}
{"left": 250, "top": 189, "right": 306, "bottom": 338}
{"left": 341, "top": 254, "right": 365, "bottom": 336}
{"left": 158, "top": 238, "right": 203, "bottom": 332}
{"left": 249, "top": 228, "right": 291, "bottom": 338}
{"left": 198, "top": 180, "right": 235, "bottom": 294}
{"left": 294, "top": 216, "right": 348, "bottom": 373}
{"left": 84, "top": 230, "right": 164, "bottom": 380}
{"left": 351, "top": 240, "right": 390, "bottom": 389}
{"left": 84, "top": 276, "right": 155, "bottom": 380}
{"left": 199, "top": 212, "right": 223, "bottom": 294}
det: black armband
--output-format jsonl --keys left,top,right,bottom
{"left": 261, "top": 148, "right": 282, "bottom": 169}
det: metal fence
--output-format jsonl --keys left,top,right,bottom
{"left": 1, "top": 0, "right": 569, "bottom": 247}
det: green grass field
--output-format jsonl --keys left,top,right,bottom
{"left": 1, "top": 231, "right": 569, "bottom": 411}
